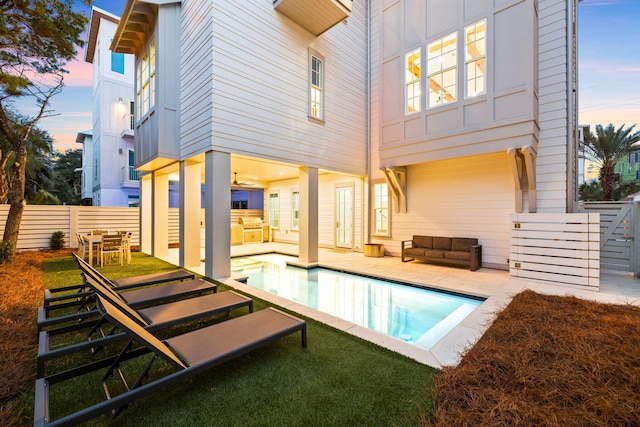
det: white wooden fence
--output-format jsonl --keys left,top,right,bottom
{"left": 0, "top": 205, "right": 141, "bottom": 250}
{"left": 510, "top": 213, "right": 600, "bottom": 290}
{"left": 0, "top": 206, "right": 265, "bottom": 251}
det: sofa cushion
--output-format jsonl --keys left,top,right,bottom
{"left": 404, "top": 248, "right": 427, "bottom": 257}
{"left": 445, "top": 251, "right": 471, "bottom": 261}
{"left": 433, "top": 237, "right": 452, "bottom": 251}
{"left": 451, "top": 237, "right": 478, "bottom": 252}
{"left": 412, "top": 235, "right": 433, "bottom": 249}
{"left": 423, "top": 249, "right": 446, "bottom": 258}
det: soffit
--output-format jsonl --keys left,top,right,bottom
{"left": 110, "top": 1, "right": 158, "bottom": 55}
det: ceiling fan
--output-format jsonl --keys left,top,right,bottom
{"left": 232, "top": 172, "right": 255, "bottom": 187}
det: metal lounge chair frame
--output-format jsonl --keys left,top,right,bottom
{"left": 37, "top": 273, "right": 253, "bottom": 377}
{"left": 43, "top": 253, "right": 197, "bottom": 309}
{"left": 34, "top": 295, "right": 306, "bottom": 426}
{"left": 39, "top": 254, "right": 209, "bottom": 332}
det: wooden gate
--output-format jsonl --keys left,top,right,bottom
{"left": 578, "top": 201, "right": 637, "bottom": 274}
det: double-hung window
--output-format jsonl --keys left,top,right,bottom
{"left": 309, "top": 49, "right": 324, "bottom": 121}
{"left": 427, "top": 32, "right": 457, "bottom": 108}
{"left": 372, "top": 182, "right": 389, "bottom": 236}
{"left": 405, "top": 49, "right": 421, "bottom": 114}
{"left": 268, "top": 192, "right": 280, "bottom": 229}
{"left": 465, "top": 19, "right": 486, "bottom": 98}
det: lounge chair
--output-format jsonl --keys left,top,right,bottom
{"left": 43, "top": 253, "right": 197, "bottom": 308}
{"left": 34, "top": 295, "right": 306, "bottom": 426}
{"left": 37, "top": 273, "right": 253, "bottom": 377}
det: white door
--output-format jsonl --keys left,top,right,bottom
{"left": 336, "top": 186, "right": 353, "bottom": 248}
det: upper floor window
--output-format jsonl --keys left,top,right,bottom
{"left": 309, "top": 49, "right": 324, "bottom": 121}
{"left": 427, "top": 32, "right": 457, "bottom": 108}
{"left": 405, "top": 49, "right": 421, "bottom": 115}
{"left": 136, "top": 40, "right": 155, "bottom": 119}
{"left": 372, "top": 182, "right": 389, "bottom": 236}
{"left": 465, "top": 19, "right": 486, "bottom": 98}
{"left": 111, "top": 51, "right": 125, "bottom": 74}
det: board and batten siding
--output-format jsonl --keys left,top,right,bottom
{"left": 377, "top": 0, "right": 538, "bottom": 167}
{"left": 179, "top": 0, "right": 368, "bottom": 176}
{"left": 535, "top": 0, "right": 571, "bottom": 213}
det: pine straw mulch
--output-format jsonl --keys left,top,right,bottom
{"left": 429, "top": 289, "right": 640, "bottom": 427}
{"left": 0, "top": 249, "right": 74, "bottom": 426}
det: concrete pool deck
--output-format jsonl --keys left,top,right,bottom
{"left": 160, "top": 243, "right": 640, "bottom": 369}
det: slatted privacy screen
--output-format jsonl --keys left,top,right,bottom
{"left": 510, "top": 213, "right": 600, "bottom": 290}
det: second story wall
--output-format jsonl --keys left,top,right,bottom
{"left": 376, "top": 0, "right": 539, "bottom": 167}
{"left": 179, "top": 0, "right": 369, "bottom": 176}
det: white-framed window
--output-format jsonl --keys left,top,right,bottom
{"left": 268, "top": 192, "right": 279, "bottom": 229}
{"left": 309, "top": 49, "right": 324, "bottom": 121}
{"left": 129, "top": 101, "right": 135, "bottom": 130}
{"left": 136, "top": 40, "right": 155, "bottom": 120}
{"left": 372, "top": 182, "right": 389, "bottom": 236}
{"left": 405, "top": 48, "right": 421, "bottom": 114}
{"left": 291, "top": 190, "right": 300, "bottom": 230}
{"left": 427, "top": 32, "right": 457, "bottom": 107}
{"left": 465, "top": 19, "right": 486, "bottom": 98}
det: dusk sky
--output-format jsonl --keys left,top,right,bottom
{"left": 23, "top": 0, "right": 640, "bottom": 152}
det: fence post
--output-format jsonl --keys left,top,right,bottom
{"left": 69, "top": 206, "right": 78, "bottom": 248}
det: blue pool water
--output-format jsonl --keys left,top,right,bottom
{"left": 231, "top": 254, "right": 484, "bottom": 350}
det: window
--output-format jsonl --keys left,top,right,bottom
{"left": 630, "top": 152, "right": 640, "bottom": 163}
{"left": 129, "top": 101, "right": 135, "bottom": 130}
{"left": 136, "top": 40, "right": 155, "bottom": 119}
{"left": 128, "top": 195, "right": 139, "bottom": 208}
{"left": 309, "top": 50, "right": 324, "bottom": 121}
{"left": 372, "top": 182, "right": 389, "bottom": 235}
{"left": 111, "top": 51, "right": 125, "bottom": 74}
{"left": 465, "top": 19, "right": 486, "bottom": 98}
{"left": 268, "top": 192, "right": 279, "bottom": 228}
{"left": 427, "top": 32, "right": 457, "bottom": 107}
{"left": 291, "top": 191, "right": 300, "bottom": 230}
{"left": 405, "top": 49, "right": 421, "bottom": 114}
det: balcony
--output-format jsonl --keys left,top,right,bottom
{"left": 273, "top": 0, "right": 352, "bottom": 36}
{"left": 121, "top": 166, "right": 140, "bottom": 188}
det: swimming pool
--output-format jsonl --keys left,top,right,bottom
{"left": 231, "top": 254, "right": 484, "bottom": 350}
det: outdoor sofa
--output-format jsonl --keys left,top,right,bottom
{"left": 401, "top": 235, "right": 482, "bottom": 271}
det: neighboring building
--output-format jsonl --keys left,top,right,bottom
{"left": 111, "top": 0, "right": 580, "bottom": 278}
{"left": 83, "top": 7, "right": 138, "bottom": 207}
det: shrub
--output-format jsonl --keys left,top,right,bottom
{"left": 49, "top": 231, "right": 65, "bottom": 250}
{"left": 0, "top": 240, "right": 15, "bottom": 264}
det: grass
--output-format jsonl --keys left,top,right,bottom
{"left": 8, "top": 251, "right": 437, "bottom": 426}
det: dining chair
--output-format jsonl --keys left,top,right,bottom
{"left": 100, "top": 234, "right": 124, "bottom": 267}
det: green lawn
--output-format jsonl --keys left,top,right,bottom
{"left": 32, "top": 253, "right": 437, "bottom": 426}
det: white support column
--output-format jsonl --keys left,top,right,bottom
{"left": 140, "top": 174, "right": 152, "bottom": 254}
{"left": 204, "top": 151, "right": 231, "bottom": 279}
{"left": 299, "top": 166, "right": 319, "bottom": 265}
{"left": 152, "top": 171, "right": 169, "bottom": 258}
{"left": 179, "top": 160, "right": 202, "bottom": 268}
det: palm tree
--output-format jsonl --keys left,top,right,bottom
{"left": 582, "top": 123, "right": 640, "bottom": 201}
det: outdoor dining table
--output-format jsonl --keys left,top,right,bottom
{"left": 82, "top": 234, "right": 130, "bottom": 266}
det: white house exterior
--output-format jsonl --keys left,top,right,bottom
{"left": 111, "top": 0, "right": 580, "bottom": 278}
{"left": 83, "top": 7, "right": 139, "bottom": 207}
